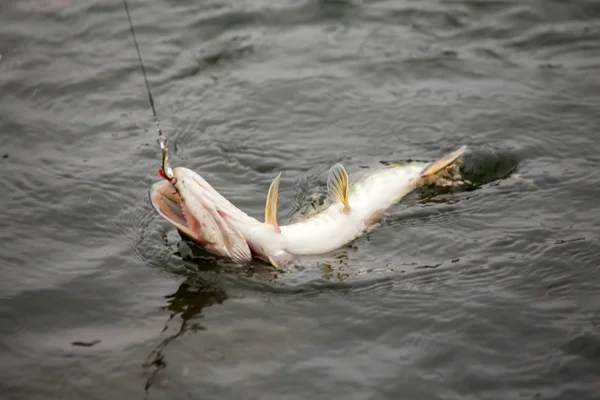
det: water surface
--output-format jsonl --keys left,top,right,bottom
{"left": 1, "top": 0, "right": 599, "bottom": 399}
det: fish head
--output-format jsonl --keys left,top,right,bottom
{"left": 149, "top": 167, "right": 258, "bottom": 263}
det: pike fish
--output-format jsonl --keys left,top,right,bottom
{"left": 149, "top": 146, "right": 468, "bottom": 269}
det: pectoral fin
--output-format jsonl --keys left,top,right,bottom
{"left": 265, "top": 173, "right": 281, "bottom": 233}
{"left": 268, "top": 250, "right": 294, "bottom": 271}
{"left": 327, "top": 163, "right": 351, "bottom": 214}
{"left": 197, "top": 195, "right": 253, "bottom": 264}
{"left": 420, "top": 146, "right": 466, "bottom": 178}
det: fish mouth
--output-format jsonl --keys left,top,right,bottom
{"left": 149, "top": 180, "right": 198, "bottom": 241}
{"left": 149, "top": 169, "right": 256, "bottom": 264}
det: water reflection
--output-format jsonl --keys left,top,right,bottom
{"left": 143, "top": 275, "right": 227, "bottom": 395}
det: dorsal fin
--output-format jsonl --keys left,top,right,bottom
{"left": 327, "top": 163, "right": 351, "bottom": 214}
{"left": 265, "top": 172, "right": 281, "bottom": 232}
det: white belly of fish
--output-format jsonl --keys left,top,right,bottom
{"left": 279, "top": 164, "right": 426, "bottom": 255}
{"left": 279, "top": 204, "right": 367, "bottom": 255}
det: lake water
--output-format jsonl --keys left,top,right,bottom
{"left": 1, "top": 0, "right": 600, "bottom": 399}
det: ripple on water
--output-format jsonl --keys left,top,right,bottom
{"left": 1, "top": 0, "right": 600, "bottom": 399}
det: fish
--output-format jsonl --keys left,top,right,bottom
{"left": 149, "top": 145, "right": 468, "bottom": 270}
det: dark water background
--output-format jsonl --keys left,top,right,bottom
{"left": 1, "top": 0, "right": 600, "bottom": 399}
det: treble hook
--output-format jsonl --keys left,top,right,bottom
{"left": 157, "top": 136, "right": 175, "bottom": 184}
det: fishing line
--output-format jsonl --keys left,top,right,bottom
{"left": 122, "top": 0, "right": 174, "bottom": 182}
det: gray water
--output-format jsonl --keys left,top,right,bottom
{"left": 1, "top": 0, "right": 600, "bottom": 399}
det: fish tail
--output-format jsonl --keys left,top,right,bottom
{"left": 419, "top": 146, "right": 468, "bottom": 187}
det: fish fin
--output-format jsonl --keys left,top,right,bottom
{"left": 420, "top": 145, "right": 467, "bottom": 178}
{"left": 214, "top": 210, "right": 253, "bottom": 264}
{"left": 267, "top": 250, "right": 294, "bottom": 271}
{"left": 264, "top": 173, "right": 281, "bottom": 233}
{"left": 327, "top": 163, "right": 351, "bottom": 214}
{"left": 196, "top": 194, "right": 252, "bottom": 264}
{"left": 228, "top": 237, "right": 253, "bottom": 264}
